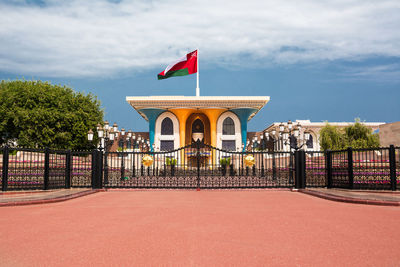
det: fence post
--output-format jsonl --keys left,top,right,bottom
{"left": 347, "top": 147, "right": 354, "bottom": 189}
{"left": 65, "top": 150, "right": 71, "bottom": 189}
{"left": 196, "top": 140, "right": 200, "bottom": 190}
{"left": 326, "top": 150, "right": 332, "bottom": 188}
{"left": 295, "top": 150, "right": 306, "bottom": 189}
{"left": 389, "top": 145, "right": 397, "bottom": 191}
{"left": 2, "top": 146, "right": 9, "bottom": 191}
{"left": 91, "top": 149, "right": 103, "bottom": 189}
{"left": 289, "top": 152, "right": 294, "bottom": 184}
{"left": 272, "top": 152, "right": 276, "bottom": 180}
{"left": 91, "top": 149, "right": 97, "bottom": 189}
{"left": 44, "top": 147, "right": 50, "bottom": 190}
{"left": 104, "top": 151, "right": 109, "bottom": 184}
{"left": 98, "top": 150, "right": 103, "bottom": 188}
{"left": 120, "top": 152, "right": 125, "bottom": 181}
{"left": 261, "top": 154, "right": 265, "bottom": 177}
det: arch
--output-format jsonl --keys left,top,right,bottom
{"left": 306, "top": 130, "right": 319, "bottom": 151}
{"left": 306, "top": 134, "right": 313, "bottom": 149}
{"left": 161, "top": 117, "right": 173, "bottom": 135}
{"left": 192, "top": 119, "right": 204, "bottom": 133}
{"left": 155, "top": 112, "right": 180, "bottom": 150}
{"left": 216, "top": 111, "right": 241, "bottom": 151}
{"left": 222, "top": 117, "right": 235, "bottom": 135}
{"left": 185, "top": 113, "right": 211, "bottom": 145}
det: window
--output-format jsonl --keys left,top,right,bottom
{"left": 160, "top": 140, "right": 174, "bottom": 151}
{"left": 306, "top": 135, "right": 313, "bottom": 148}
{"left": 222, "top": 140, "right": 236, "bottom": 151}
{"left": 222, "top": 117, "right": 235, "bottom": 135}
{"left": 161, "top": 117, "right": 173, "bottom": 135}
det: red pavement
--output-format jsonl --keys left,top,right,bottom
{"left": 1, "top": 190, "right": 399, "bottom": 266}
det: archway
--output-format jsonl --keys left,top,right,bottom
{"left": 185, "top": 113, "right": 211, "bottom": 145}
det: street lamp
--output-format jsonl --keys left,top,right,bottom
{"left": 87, "top": 122, "right": 119, "bottom": 152}
{"left": 264, "top": 121, "right": 311, "bottom": 152}
{"left": 87, "top": 129, "right": 94, "bottom": 142}
{"left": 119, "top": 128, "right": 126, "bottom": 180}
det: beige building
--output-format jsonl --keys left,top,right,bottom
{"left": 251, "top": 120, "right": 384, "bottom": 151}
{"left": 379, "top": 121, "right": 400, "bottom": 147}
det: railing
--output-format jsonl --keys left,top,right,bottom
{"left": 327, "top": 145, "right": 399, "bottom": 190}
{"left": 305, "top": 151, "right": 327, "bottom": 187}
{"left": 1, "top": 147, "right": 94, "bottom": 191}
{"left": 71, "top": 151, "right": 93, "bottom": 188}
{"left": 0, "top": 144, "right": 398, "bottom": 191}
{"left": 103, "top": 143, "right": 295, "bottom": 189}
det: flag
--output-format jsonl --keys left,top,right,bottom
{"left": 158, "top": 50, "right": 197, "bottom": 80}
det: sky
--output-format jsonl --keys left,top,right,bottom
{"left": 0, "top": 0, "right": 399, "bottom": 132}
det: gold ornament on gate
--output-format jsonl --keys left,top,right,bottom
{"left": 244, "top": 155, "right": 255, "bottom": 167}
{"left": 142, "top": 155, "right": 154, "bottom": 167}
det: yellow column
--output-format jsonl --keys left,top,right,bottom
{"left": 171, "top": 109, "right": 194, "bottom": 166}
{"left": 200, "top": 109, "right": 225, "bottom": 166}
{"left": 171, "top": 109, "right": 193, "bottom": 147}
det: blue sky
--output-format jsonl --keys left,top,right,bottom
{"left": 0, "top": 0, "right": 399, "bottom": 132}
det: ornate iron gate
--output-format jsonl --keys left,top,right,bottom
{"left": 103, "top": 141, "right": 294, "bottom": 189}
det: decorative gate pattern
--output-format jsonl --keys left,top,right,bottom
{"left": 1, "top": 144, "right": 397, "bottom": 191}
{"left": 104, "top": 141, "right": 294, "bottom": 189}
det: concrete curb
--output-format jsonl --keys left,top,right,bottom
{"left": 298, "top": 189, "right": 400, "bottom": 206}
{"left": 0, "top": 189, "right": 105, "bottom": 207}
{"left": 0, "top": 190, "right": 58, "bottom": 195}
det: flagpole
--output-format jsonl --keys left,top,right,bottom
{"left": 196, "top": 48, "right": 200, "bottom": 97}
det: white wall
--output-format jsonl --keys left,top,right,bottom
{"left": 154, "top": 111, "right": 180, "bottom": 150}
{"left": 216, "top": 111, "right": 241, "bottom": 151}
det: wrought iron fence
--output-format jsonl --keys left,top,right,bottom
{"left": 1, "top": 148, "right": 65, "bottom": 191}
{"left": 103, "top": 143, "right": 295, "bottom": 189}
{"left": 71, "top": 151, "right": 92, "bottom": 188}
{"left": 0, "top": 147, "right": 3, "bottom": 189}
{"left": 305, "top": 151, "right": 326, "bottom": 187}
{"left": 0, "top": 144, "right": 398, "bottom": 191}
{"left": 330, "top": 149, "right": 349, "bottom": 188}
{"left": 328, "top": 145, "right": 399, "bottom": 190}
{"left": 0, "top": 147, "right": 95, "bottom": 191}
{"left": 352, "top": 148, "right": 391, "bottom": 190}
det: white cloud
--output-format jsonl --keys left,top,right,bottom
{"left": 0, "top": 0, "right": 399, "bottom": 77}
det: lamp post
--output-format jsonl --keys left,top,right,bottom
{"left": 264, "top": 121, "right": 311, "bottom": 152}
{"left": 93, "top": 121, "right": 116, "bottom": 152}
{"left": 120, "top": 128, "right": 126, "bottom": 180}
{"left": 87, "top": 129, "right": 94, "bottom": 143}
{"left": 263, "top": 129, "right": 280, "bottom": 152}
{"left": 263, "top": 121, "right": 311, "bottom": 183}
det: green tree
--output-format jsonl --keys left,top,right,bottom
{"left": 319, "top": 123, "right": 346, "bottom": 151}
{"left": 0, "top": 79, "right": 103, "bottom": 149}
{"left": 319, "top": 119, "right": 380, "bottom": 151}
{"left": 344, "top": 119, "right": 380, "bottom": 149}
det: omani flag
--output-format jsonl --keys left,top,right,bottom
{"left": 158, "top": 50, "right": 197, "bottom": 80}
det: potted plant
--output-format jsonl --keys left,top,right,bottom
{"left": 166, "top": 157, "right": 177, "bottom": 176}
{"left": 219, "top": 157, "right": 231, "bottom": 176}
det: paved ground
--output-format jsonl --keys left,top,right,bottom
{"left": 1, "top": 190, "right": 399, "bottom": 266}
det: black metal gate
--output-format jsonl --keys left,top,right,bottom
{"left": 103, "top": 141, "right": 294, "bottom": 189}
